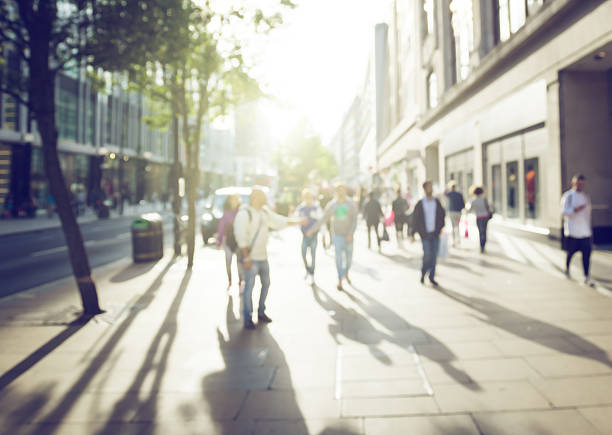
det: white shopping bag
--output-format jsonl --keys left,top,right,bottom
{"left": 438, "top": 232, "right": 449, "bottom": 258}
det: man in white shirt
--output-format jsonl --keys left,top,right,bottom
{"left": 561, "top": 174, "right": 593, "bottom": 286}
{"left": 234, "top": 188, "right": 304, "bottom": 330}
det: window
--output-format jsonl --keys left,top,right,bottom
{"left": 86, "top": 95, "right": 96, "bottom": 145}
{"left": 56, "top": 87, "right": 77, "bottom": 141}
{"left": 450, "top": 0, "right": 474, "bottom": 82}
{"left": 427, "top": 71, "right": 438, "bottom": 109}
{"left": 497, "top": 0, "right": 529, "bottom": 42}
{"left": 492, "top": 164, "right": 502, "bottom": 214}
{"left": 106, "top": 97, "right": 113, "bottom": 144}
{"left": 527, "top": 0, "right": 544, "bottom": 15}
{"left": 524, "top": 157, "right": 539, "bottom": 220}
{"left": 424, "top": 0, "right": 435, "bottom": 35}
{"left": 506, "top": 161, "right": 519, "bottom": 218}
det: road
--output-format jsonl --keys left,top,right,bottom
{"left": 0, "top": 215, "right": 174, "bottom": 298}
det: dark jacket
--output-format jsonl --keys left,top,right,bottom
{"left": 411, "top": 197, "right": 446, "bottom": 239}
{"left": 445, "top": 191, "right": 465, "bottom": 212}
{"left": 363, "top": 198, "right": 384, "bottom": 225}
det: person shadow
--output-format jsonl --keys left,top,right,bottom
{"left": 201, "top": 295, "right": 311, "bottom": 434}
{"left": 311, "top": 284, "right": 481, "bottom": 391}
{"left": 434, "top": 285, "right": 612, "bottom": 367}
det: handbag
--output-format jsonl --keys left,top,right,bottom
{"left": 382, "top": 227, "right": 390, "bottom": 241}
{"left": 438, "top": 232, "right": 449, "bottom": 258}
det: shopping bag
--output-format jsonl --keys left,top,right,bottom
{"left": 384, "top": 210, "right": 395, "bottom": 227}
{"left": 438, "top": 232, "right": 449, "bottom": 258}
{"left": 464, "top": 216, "right": 469, "bottom": 238}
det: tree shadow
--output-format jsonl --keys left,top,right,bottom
{"left": 94, "top": 268, "right": 193, "bottom": 434}
{"left": 0, "top": 314, "right": 92, "bottom": 393}
{"left": 346, "top": 284, "right": 482, "bottom": 392}
{"left": 434, "top": 285, "right": 612, "bottom": 367}
{"left": 3, "top": 257, "right": 179, "bottom": 434}
{"left": 201, "top": 295, "right": 310, "bottom": 434}
{"left": 109, "top": 261, "right": 159, "bottom": 283}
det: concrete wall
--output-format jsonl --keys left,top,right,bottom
{"left": 560, "top": 70, "right": 612, "bottom": 236}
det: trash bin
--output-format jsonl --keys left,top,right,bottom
{"left": 131, "top": 213, "right": 163, "bottom": 262}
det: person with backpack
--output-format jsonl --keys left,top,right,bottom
{"left": 296, "top": 188, "right": 323, "bottom": 285}
{"left": 216, "top": 194, "right": 242, "bottom": 290}
{"left": 234, "top": 188, "right": 305, "bottom": 330}
{"left": 307, "top": 183, "right": 358, "bottom": 291}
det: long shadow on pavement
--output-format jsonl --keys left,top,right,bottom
{"left": 435, "top": 285, "right": 612, "bottom": 367}
{"left": 312, "top": 284, "right": 481, "bottom": 391}
{"left": 94, "top": 268, "right": 193, "bottom": 435}
{"left": 201, "top": 295, "right": 312, "bottom": 434}
{"left": 0, "top": 315, "right": 92, "bottom": 393}
{"left": 3, "top": 257, "right": 179, "bottom": 435}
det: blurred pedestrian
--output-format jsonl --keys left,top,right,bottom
{"left": 363, "top": 191, "right": 384, "bottom": 251}
{"left": 296, "top": 188, "right": 323, "bottom": 285}
{"left": 470, "top": 186, "right": 492, "bottom": 253}
{"left": 410, "top": 181, "right": 446, "bottom": 287}
{"left": 308, "top": 184, "right": 358, "bottom": 291}
{"left": 561, "top": 174, "right": 593, "bottom": 286}
{"left": 234, "top": 188, "right": 305, "bottom": 330}
{"left": 392, "top": 188, "right": 409, "bottom": 243}
{"left": 216, "top": 194, "right": 243, "bottom": 290}
{"left": 446, "top": 182, "right": 465, "bottom": 247}
{"left": 318, "top": 187, "right": 333, "bottom": 250}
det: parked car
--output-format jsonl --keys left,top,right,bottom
{"left": 201, "top": 186, "right": 252, "bottom": 244}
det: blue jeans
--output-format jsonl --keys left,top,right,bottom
{"left": 242, "top": 260, "right": 270, "bottom": 321}
{"left": 333, "top": 235, "right": 353, "bottom": 280}
{"left": 301, "top": 235, "right": 318, "bottom": 275}
{"left": 421, "top": 234, "right": 440, "bottom": 280}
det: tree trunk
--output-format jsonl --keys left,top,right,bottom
{"left": 28, "top": 11, "right": 102, "bottom": 315}
{"left": 186, "top": 165, "right": 197, "bottom": 268}
{"left": 171, "top": 115, "right": 182, "bottom": 256}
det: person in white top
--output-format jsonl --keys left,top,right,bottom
{"left": 561, "top": 174, "right": 593, "bottom": 286}
{"left": 233, "top": 188, "right": 305, "bottom": 330}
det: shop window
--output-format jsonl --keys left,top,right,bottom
{"left": 427, "top": 71, "right": 438, "bottom": 109}
{"left": 524, "top": 157, "right": 539, "bottom": 220}
{"left": 465, "top": 170, "right": 473, "bottom": 197}
{"left": 492, "top": 164, "right": 502, "bottom": 214}
{"left": 2, "top": 94, "right": 19, "bottom": 132}
{"left": 106, "top": 97, "right": 113, "bottom": 145}
{"left": 506, "top": 161, "right": 519, "bottom": 218}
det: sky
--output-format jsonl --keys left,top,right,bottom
{"left": 245, "top": 0, "right": 388, "bottom": 145}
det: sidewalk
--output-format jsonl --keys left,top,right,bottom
{"left": 0, "top": 202, "right": 172, "bottom": 237}
{"left": 1, "top": 226, "right": 612, "bottom": 434}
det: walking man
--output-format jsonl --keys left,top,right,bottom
{"left": 296, "top": 188, "right": 323, "bottom": 285}
{"left": 363, "top": 191, "right": 384, "bottom": 250}
{"left": 308, "top": 184, "right": 358, "bottom": 291}
{"left": 411, "top": 181, "right": 446, "bottom": 286}
{"left": 445, "top": 182, "right": 465, "bottom": 247}
{"left": 561, "top": 174, "right": 594, "bottom": 286}
{"left": 234, "top": 188, "right": 305, "bottom": 330}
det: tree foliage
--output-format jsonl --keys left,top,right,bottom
{"left": 276, "top": 120, "right": 338, "bottom": 192}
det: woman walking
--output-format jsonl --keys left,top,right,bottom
{"left": 470, "top": 186, "right": 492, "bottom": 253}
{"left": 216, "top": 194, "right": 243, "bottom": 289}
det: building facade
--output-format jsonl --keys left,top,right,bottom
{"left": 369, "top": 0, "right": 612, "bottom": 243}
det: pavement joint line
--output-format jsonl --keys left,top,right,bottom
{"left": 335, "top": 346, "right": 343, "bottom": 400}
{"left": 30, "top": 245, "right": 68, "bottom": 257}
{"left": 408, "top": 344, "right": 434, "bottom": 396}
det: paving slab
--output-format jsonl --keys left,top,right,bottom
{"left": 364, "top": 415, "right": 480, "bottom": 435}
{"left": 473, "top": 409, "right": 601, "bottom": 435}
{"left": 579, "top": 406, "right": 612, "bottom": 435}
